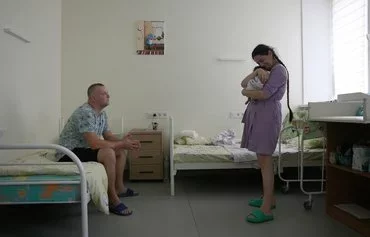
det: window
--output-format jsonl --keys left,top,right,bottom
{"left": 331, "top": 0, "right": 368, "bottom": 97}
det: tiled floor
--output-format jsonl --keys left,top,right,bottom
{"left": 0, "top": 170, "right": 362, "bottom": 237}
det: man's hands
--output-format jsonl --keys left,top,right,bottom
{"left": 121, "top": 133, "right": 141, "bottom": 150}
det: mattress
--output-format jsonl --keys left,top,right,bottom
{"left": 174, "top": 145, "right": 232, "bottom": 163}
{"left": 277, "top": 148, "right": 324, "bottom": 167}
{"left": 0, "top": 150, "right": 109, "bottom": 214}
{"left": 0, "top": 175, "right": 81, "bottom": 203}
{"left": 173, "top": 144, "right": 324, "bottom": 164}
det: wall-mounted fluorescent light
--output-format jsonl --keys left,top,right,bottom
{"left": 217, "top": 57, "right": 246, "bottom": 62}
{"left": 3, "top": 28, "right": 30, "bottom": 43}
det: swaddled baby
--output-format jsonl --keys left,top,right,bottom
{"left": 243, "top": 66, "right": 270, "bottom": 104}
{"left": 245, "top": 66, "right": 270, "bottom": 90}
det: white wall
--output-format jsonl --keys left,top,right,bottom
{"left": 0, "top": 0, "right": 61, "bottom": 159}
{"left": 302, "top": 0, "right": 332, "bottom": 103}
{"left": 62, "top": 0, "right": 303, "bottom": 140}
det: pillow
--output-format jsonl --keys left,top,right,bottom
{"left": 174, "top": 137, "right": 186, "bottom": 145}
{"left": 280, "top": 108, "right": 306, "bottom": 141}
{"left": 42, "top": 150, "right": 59, "bottom": 162}
{"left": 184, "top": 136, "right": 212, "bottom": 145}
{"left": 285, "top": 137, "right": 324, "bottom": 149}
{"left": 280, "top": 106, "right": 324, "bottom": 142}
{"left": 306, "top": 137, "right": 325, "bottom": 149}
{"left": 179, "top": 130, "right": 199, "bottom": 138}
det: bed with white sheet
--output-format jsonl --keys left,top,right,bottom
{"left": 169, "top": 115, "right": 325, "bottom": 196}
{"left": 0, "top": 144, "right": 109, "bottom": 237}
{"left": 173, "top": 143, "right": 323, "bottom": 165}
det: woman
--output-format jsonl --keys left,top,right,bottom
{"left": 240, "top": 44, "right": 293, "bottom": 223}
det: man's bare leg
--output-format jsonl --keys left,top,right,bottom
{"left": 115, "top": 149, "right": 126, "bottom": 194}
{"left": 98, "top": 148, "right": 131, "bottom": 215}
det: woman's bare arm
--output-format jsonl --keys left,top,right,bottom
{"left": 241, "top": 70, "right": 257, "bottom": 87}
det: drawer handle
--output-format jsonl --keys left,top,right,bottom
{"left": 139, "top": 156, "right": 153, "bottom": 158}
{"left": 141, "top": 141, "right": 153, "bottom": 143}
{"left": 139, "top": 171, "right": 154, "bottom": 174}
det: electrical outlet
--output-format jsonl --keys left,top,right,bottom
{"left": 229, "top": 112, "right": 244, "bottom": 119}
{"left": 146, "top": 112, "right": 169, "bottom": 119}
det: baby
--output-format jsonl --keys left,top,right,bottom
{"left": 242, "top": 66, "right": 270, "bottom": 104}
{"left": 245, "top": 66, "right": 269, "bottom": 90}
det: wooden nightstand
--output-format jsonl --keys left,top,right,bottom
{"left": 128, "top": 129, "right": 164, "bottom": 180}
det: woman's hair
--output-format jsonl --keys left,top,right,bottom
{"left": 251, "top": 44, "right": 293, "bottom": 122}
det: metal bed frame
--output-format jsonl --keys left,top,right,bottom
{"left": 0, "top": 144, "right": 89, "bottom": 237}
{"left": 169, "top": 116, "right": 262, "bottom": 196}
{"left": 169, "top": 116, "right": 326, "bottom": 203}
{"left": 277, "top": 121, "right": 326, "bottom": 210}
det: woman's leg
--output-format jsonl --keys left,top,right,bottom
{"left": 257, "top": 154, "right": 275, "bottom": 214}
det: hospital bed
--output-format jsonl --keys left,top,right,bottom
{"left": 277, "top": 121, "right": 326, "bottom": 210}
{"left": 169, "top": 114, "right": 326, "bottom": 206}
{"left": 0, "top": 143, "right": 109, "bottom": 237}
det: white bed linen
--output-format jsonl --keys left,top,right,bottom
{"left": 222, "top": 143, "right": 324, "bottom": 163}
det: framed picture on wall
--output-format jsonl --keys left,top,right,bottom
{"left": 136, "top": 20, "right": 165, "bottom": 55}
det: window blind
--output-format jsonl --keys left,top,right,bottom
{"left": 332, "top": 0, "right": 368, "bottom": 97}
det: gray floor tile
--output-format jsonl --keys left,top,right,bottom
{"left": 0, "top": 171, "right": 364, "bottom": 237}
{"left": 106, "top": 197, "right": 198, "bottom": 237}
{"left": 188, "top": 191, "right": 361, "bottom": 237}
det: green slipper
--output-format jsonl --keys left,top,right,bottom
{"left": 248, "top": 198, "right": 276, "bottom": 209}
{"left": 246, "top": 209, "right": 274, "bottom": 223}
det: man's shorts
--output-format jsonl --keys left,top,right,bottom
{"left": 58, "top": 148, "right": 99, "bottom": 162}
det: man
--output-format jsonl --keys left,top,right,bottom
{"left": 56, "top": 83, "right": 140, "bottom": 216}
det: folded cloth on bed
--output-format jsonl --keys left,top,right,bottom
{"left": 0, "top": 151, "right": 109, "bottom": 214}
{"left": 213, "top": 129, "right": 237, "bottom": 145}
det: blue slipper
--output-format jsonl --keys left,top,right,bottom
{"left": 246, "top": 209, "right": 274, "bottom": 223}
{"left": 118, "top": 188, "right": 139, "bottom": 197}
{"left": 109, "top": 203, "right": 132, "bottom": 216}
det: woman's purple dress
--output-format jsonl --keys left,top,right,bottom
{"left": 240, "top": 64, "right": 288, "bottom": 155}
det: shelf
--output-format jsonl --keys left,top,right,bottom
{"left": 335, "top": 204, "right": 370, "bottom": 220}
{"left": 323, "top": 120, "right": 370, "bottom": 237}
{"left": 327, "top": 163, "right": 370, "bottom": 179}
{"left": 328, "top": 205, "right": 370, "bottom": 237}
